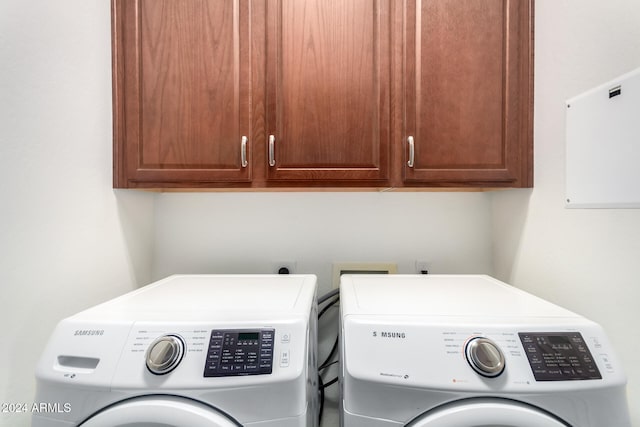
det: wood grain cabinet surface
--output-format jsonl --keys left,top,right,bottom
{"left": 113, "top": 0, "right": 254, "bottom": 188}
{"left": 402, "top": 0, "right": 533, "bottom": 187}
{"left": 265, "top": 0, "right": 391, "bottom": 184}
{"left": 112, "top": 0, "right": 533, "bottom": 189}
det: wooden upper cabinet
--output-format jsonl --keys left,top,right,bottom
{"left": 403, "top": 0, "right": 533, "bottom": 187}
{"left": 112, "top": 0, "right": 533, "bottom": 189}
{"left": 113, "top": 0, "right": 253, "bottom": 188}
{"left": 264, "top": 0, "right": 391, "bottom": 183}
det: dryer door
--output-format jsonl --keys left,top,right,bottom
{"left": 80, "top": 396, "right": 240, "bottom": 427}
{"left": 408, "top": 399, "right": 571, "bottom": 427}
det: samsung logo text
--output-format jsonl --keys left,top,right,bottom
{"left": 74, "top": 330, "right": 104, "bottom": 336}
{"left": 372, "top": 331, "right": 406, "bottom": 339}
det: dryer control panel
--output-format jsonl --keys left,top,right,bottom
{"left": 204, "top": 329, "right": 274, "bottom": 377}
{"left": 519, "top": 332, "right": 602, "bottom": 381}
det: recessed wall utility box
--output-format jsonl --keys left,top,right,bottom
{"left": 332, "top": 262, "right": 397, "bottom": 289}
{"left": 566, "top": 67, "right": 640, "bottom": 208}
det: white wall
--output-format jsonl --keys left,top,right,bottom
{"left": 152, "top": 192, "right": 494, "bottom": 293}
{"left": 492, "top": 0, "right": 640, "bottom": 424}
{"left": 0, "top": 2, "right": 154, "bottom": 426}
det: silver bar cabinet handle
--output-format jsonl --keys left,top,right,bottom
{"left": 407, "top": 136, "right": 415, "bottom": 168}
{"left": 241, "top": 136, "right": 248, "bottom": 168}
{"left": 268, "top": 135, "right": 276, "bottom": 167}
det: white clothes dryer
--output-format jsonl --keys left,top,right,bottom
{"left": 339, "top": 274, "right": 630, "bottom": 427}
{"left": 33, "top": 274, "right": 318, "bottom": 427}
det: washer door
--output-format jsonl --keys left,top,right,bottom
{"left": 408, "top": 399, "right": 571, "bottom": 427}
{"left": 80, "top": 396, "right": 240, "bottom": 427}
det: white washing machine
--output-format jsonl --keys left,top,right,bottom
{"left": 33, "top": 274, "right": 318, "bottom": 427}
{"left": 339, "top": 274, "right": 631, "bottom": 427}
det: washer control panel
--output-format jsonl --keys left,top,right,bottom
{"left": 204, "top": 329, "right": 274, "bottom": 377}
{"left": 519, "top": 332, "right": 602, "bottom": 381}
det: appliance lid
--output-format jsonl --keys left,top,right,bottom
{"left": 73, "top": 274, "right": 317, "bottom": 321}
{"left": 342, "top": 275, "right": 580, "bottom": 319}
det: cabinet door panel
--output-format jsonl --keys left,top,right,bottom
{"left": 266, "top": 0, "right": 391, "bottom": 182}
{"left": 113, "top": 0, "right": 252, "bottom": 187}
{"left": 404, "top": 0, "right": 533, "bottom": 186}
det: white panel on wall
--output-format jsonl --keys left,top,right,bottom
{"left": 565, "top": 67, "right": 640, "bottom": 208}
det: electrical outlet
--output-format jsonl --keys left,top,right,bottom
{"left": 273, "top": 261, "right": 297, "bottom": 274}
{"left": 415, "top": 260, "right": 430, "bottom": 275}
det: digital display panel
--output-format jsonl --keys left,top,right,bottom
{"left": 519, "top": 332, "right": 602, "bottom": 381}
{"left": 204, "top": 329, "right": 274, "bottom": 377}
{"left": 238, "top": 332, "right": 259, "bottom": 341}
{"left": 547, "top": 335, "right": 573, "bottom": 351}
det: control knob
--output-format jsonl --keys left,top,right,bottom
{"left": 465, "top": 337, "right": 505, "bottom": 378}
{"left": 146, "top": 334, "right": 185, "bottom": 375}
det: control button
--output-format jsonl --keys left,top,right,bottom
{"left": 280, "top": 349, "right": 290, "bottom": 367}
{"left": 533, "top": 368, "right": 548, "bottom": 376}
{"left": 600, "top": 354, "right": 614, "bottom": 371}
{"left": 465, "top": 337, "right": 505, "bottom": 378}
{"left": 146, "top": 335, "right": 185, "bottom": 375}
{"left": 281, "top": 333, "right": 291, "bottom": 343}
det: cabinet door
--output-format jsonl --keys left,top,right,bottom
{"left": 265, "top": 0, "right": 391, "bottom": 183}
{"left": 113, "top": 0, "right": 253, "bottom": 188}
{"left": 403, "top": 0, "right": 533, "bottom": 187}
